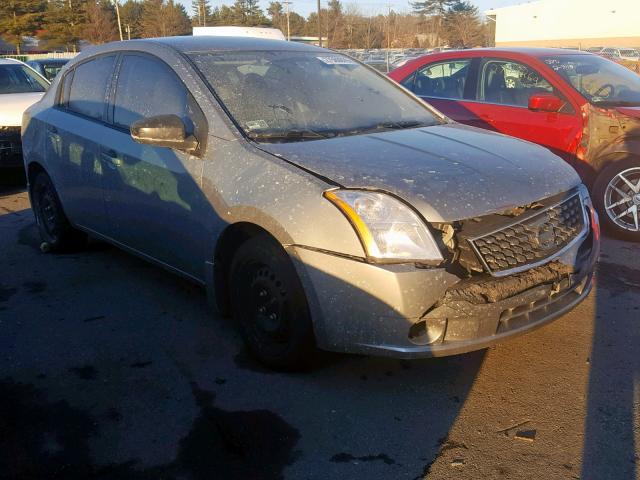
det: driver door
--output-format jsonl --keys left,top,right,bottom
{"left": 462, "top": 58, "right": 582, "bottom": 160}
{"left": 99, "top": 53, "right": 211, "bottom": 279}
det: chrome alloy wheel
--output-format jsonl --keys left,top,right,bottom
{"left": 604, "top": 167, "right": 640, "bottom": 232}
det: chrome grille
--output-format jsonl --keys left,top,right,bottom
{"left": 469, "top": 194, "right": 587, "bottom": 275}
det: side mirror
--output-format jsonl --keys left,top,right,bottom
{"left": 528, "top": 94, "right": 564, "bottom": 113}
{"left": 130, "top": 114, "right": 198, "bottom": 153}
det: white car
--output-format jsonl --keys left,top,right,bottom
{"left": 0, "top": 58, "right": 49, "bottom": 169}
{"left": 600, "top": 47, "right": 640, "bottom": 62}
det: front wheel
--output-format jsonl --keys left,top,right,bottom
{"left": 593, "top": 159, "right": 640, "bottom": 242}
{"left": 229, "top": 234, "right": 316, "bottom": 370}
{"left": 30, "top": 171, "right": 86, "bottom": 252}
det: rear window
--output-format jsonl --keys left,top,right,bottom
{"left": 0, "top": 64, "right": 48, "bottom": 94}
{"left": 66, "top": 55, "right": 116, "bottom": 121}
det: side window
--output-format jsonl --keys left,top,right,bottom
{"left": 112, "top": 55, "right": 207, "bottom": 153}
{"left": 413, "top": 60, "right": 471, "bottom": 99}
{"left": 479, "top": 60, "right": 554, "bottom": 107}
{"left": 400, "top": 72, "right": 415, "bottom": 90}
{"left": 58, "top": 70, "right": 74, "bottom": 106}
{"left": 66, "top": 55, "right": 116, "bottom": 120}
{"left": 113, "top": 55, "right": 188, "bottom": 129}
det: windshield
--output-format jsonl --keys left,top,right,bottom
{"left": 0, "top": 64, "right": 48, "bottom": 94}
{"left": 189, "top": 51, "right": 441, "bottom": 142}
{"left": 41, "top": 63, "right": 66, "bottom": 81}
{"left": 543, "top": 54, "right": 640, "bottom": 107}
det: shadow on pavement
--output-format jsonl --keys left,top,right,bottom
{"left": 0, "top": 206, "right": 484, "bottom": 480}
{"left": 581, "top": 237, "right": 640, "bottom": 479}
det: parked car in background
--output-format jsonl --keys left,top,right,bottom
{"left": 22, "top": 37, "right": 598, "bottom": 369}
{"left": 599, "top": 47, "right": 640, "bottom": 62}
{"left": 390, "top": 48, "right": 640, "bottom": 240}
{"left": 26, "top": 58, "right": 70, "bottom": 81}
{"left": 0, "top": 58, "right": 49, "bottom": 170}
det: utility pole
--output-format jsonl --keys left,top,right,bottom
{"left": 283, "top": 0, "right": 291, "bottom": 41}
{"left": 113, "top": 0, "right": 124, "bottom": 41}
{"left": 126, "top": 24, "right": 131, "bottom": 40}
{"left": 317, "top": 0, "right": 321, "bottom": 47}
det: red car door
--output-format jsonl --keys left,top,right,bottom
{"left": 462, "top": 57, "right": 583, "bottom": 161}
{"left": 400, "top": 58, "right": 481, "bottom": 125}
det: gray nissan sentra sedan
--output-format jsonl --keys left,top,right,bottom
{"left": 21, "top": 36, "right": 600, "bottom": 369}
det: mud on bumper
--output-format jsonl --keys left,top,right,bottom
{"left": 358, "top": 231, "right": 598, "bottom": 358}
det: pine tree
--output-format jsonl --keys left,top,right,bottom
{"left": 192, "top": 0, "right": 212, "bottom": 27}
{"left": 141, "top": 0, "right": 191, "bottom": 37}
{"left": 120, "top": 0, "right": 144, "bottom": 39}
{"left": 83, "top": 0, "right": 118, "bottom": 44}
{"left": 411, "top": 0, "right": 455, "bottom": 17}
{"left": 231, "top": 0, "right": 268, "bottom": 26}
{"left": 41, "top": 0, "right": 85, "bottom": 52}
{"left": 0, "top": 0, "right": 47, "bottom": 54}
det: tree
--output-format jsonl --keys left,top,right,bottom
{"left": 83, "top": 0, "right": 118, "bottom": 44}
{"left": 120, "top": 0, "right": 144, "bottom": 39}
{"left": 141, "top": 0, "right": 191, "bottom": 37}
{"left": 192, "top": 0, "right": 212, "bottom": 27}
{"left": 411, "top": 0, "right": 455, "bottom": 17}
{"left": 443, "top": 1, "right": 482, "bottom": 47}
{"left": 41, "top": 0, "right": 85, "bottom": 52}
{"left": 231, "top": 0, "right": 268, "bottom": 26}
{"left": 267, "top": 1, "right": 284, "bottom": 30}
{"left": 411, "top": 0, "right": 455, "bottom": 46}
{"left": 0, "top": 0, "right": 47, "bottom": 54}
{"left": 327, "top": 0, "right": 344, "bottom": 48}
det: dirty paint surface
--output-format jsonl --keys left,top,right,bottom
{"left": 0, "top": 187, "right": 638, "bottom": 479}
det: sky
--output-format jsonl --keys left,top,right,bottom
{"left": 183, "top": 0, "right": 527, "bottom": 17}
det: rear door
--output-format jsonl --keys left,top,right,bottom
{"left": 100, "top": 53, "right": 210, "bottom": 279}
{"left": 405, "top": 58, "right": 480, "bottom": 124}
{"left": 46, "top": 54, "right": 117, "bottom": 233}
{"left": 461, "top": 58, "right": 582, "bottom": 160}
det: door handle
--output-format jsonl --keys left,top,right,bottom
{"left": 101, "top": 150, "right": 122, "bottom": 168}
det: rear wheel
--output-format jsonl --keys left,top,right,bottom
{"left": 229, "top": 234, "right": 316, "bottom": 370}
{"left": 30, "top": 171, "right": 86, "bottom": 252}
{"left": 593, "top": 159, "right": 640, "bottom": 242}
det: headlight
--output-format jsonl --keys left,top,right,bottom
{"left": 324, "top": 189, "right": 444, "bottom": 262}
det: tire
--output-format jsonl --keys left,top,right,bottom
{"left": 30, "top": 171, "right": 87, "bottom": 252}
{"left": 229, "top": 234, "right": 316, "bottom": 370}
{"left": 593, "top": 158, "right": 640, "bottom": 242}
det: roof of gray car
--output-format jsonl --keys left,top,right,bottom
{"left": 137, "top": 35, "right": 326, "bottom": 53}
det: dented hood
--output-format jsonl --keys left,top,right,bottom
{"left": 0, "top": 92, "right": 44, "bottom": 127}
{"left": 260, "top": 123, "right": 581, "bottom": 222}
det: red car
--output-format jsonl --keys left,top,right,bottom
{"left": 389, "top": 48, "right": 640, "bottom": 241}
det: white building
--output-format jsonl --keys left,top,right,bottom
{"left": 487, "top": 0, "right": 640, "bottom": 48}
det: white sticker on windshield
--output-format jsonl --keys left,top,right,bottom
{"left": 246, "top": 120, "right": 269, "bottom": 131}
{"left": 316, "top": 55, "right": 357, "bottom": 65}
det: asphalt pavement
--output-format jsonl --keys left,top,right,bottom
{"left": 1, "top": 183, "right": 638, "bottom": 480}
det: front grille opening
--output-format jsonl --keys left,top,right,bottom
{"left": 445, "top": 190, "right": 588, "bottom": 277}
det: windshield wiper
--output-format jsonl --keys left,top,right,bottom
{"left": 339, "top": 120, "right": 432, "bottom": 136}
{"left": 592, "top": 100, "right": 640, "bottom": 107}
{"left": 248, "top": 129, "right": 330, "bottom": 142}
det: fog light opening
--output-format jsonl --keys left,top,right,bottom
{"left": 408, "top": 318, "right": 447, "bottom": 346}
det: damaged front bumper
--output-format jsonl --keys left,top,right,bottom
{"left": 288, "top": 201, "right": 599, "bottom": 359}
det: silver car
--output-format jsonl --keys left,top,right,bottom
{"left": 22, "top": 37, "right": 599, "bottom": 369}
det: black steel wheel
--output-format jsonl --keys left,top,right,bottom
{"left": 30, "top": 171, "right": 86, "bottom": 251}
{"left": 230, "top": 234, "right": 315, "bottom": 370}
{"left": 593, "top": 159, "right": 640, "bottom": 242}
